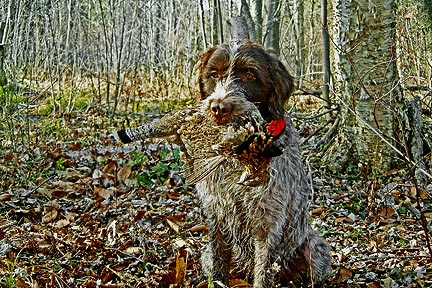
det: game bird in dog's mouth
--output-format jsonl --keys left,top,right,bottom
{"left": 114, "top": 81, "right": 276, "bottom": 186}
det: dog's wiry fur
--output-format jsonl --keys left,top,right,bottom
{"left": 195, "top": 40, "right": 331, "bottom": 287}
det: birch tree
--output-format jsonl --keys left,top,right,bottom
{"left": 332, "top": 0, "right": 403, "bottom": 173}
{"left": 0, "top": 0, "right": 13, "bottom": 86}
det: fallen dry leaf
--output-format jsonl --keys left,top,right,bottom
{"left": 125, "top": 246, "right": 143, "bottom": 254}
{"left": 379, "top": 207, "right": 395, "bottom": 218}
{"left": 189, "top": 224, "right": 207, "bottom": 233}
{"left": 55, "top": 219, "right": 70, "bottom": 228}
{"left": 334, "top": 216, "right": 353, "bottom": 223}
{"left": 166, "top": 218, "right": 180, "bottom": 233}
{"left": 42, "top": 209, "right": 58, "bottom": 223}
{"left": 229, "top": 278, "right": 252, "bottom": 287}
{"left": 117, "top": 165, "right": 132, "bottom": 181}
{"left": 4, "top": 152, "right": 15, "bottom": 161}
{"left": 103, "top": 159, "right": 117, "bottom": 175}
{"left": 95, "top": 186, "right": 111, "bottom": 199}
{"left": 0, "top": 193, "right": 11, "bottom": 201}
{"left": 311, "top": 206, "right": 326, "bottom": 216}
{"left": 367, "top": 281, "right": 383, "bottom": 288}
{"left": 175, "top": 254, "right": 186, "bottom": 284}
{"left": 339, "top": 267, "right": 353, "bottom": 279}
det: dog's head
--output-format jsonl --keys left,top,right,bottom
{"left": 202, "top": 81, "right": 260, "bottom": 126}
{"left": 195, "top": 40, "right": 294, "bottom": 121}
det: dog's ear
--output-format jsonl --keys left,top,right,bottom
{"left": 266, "top": 53, "right": 295, "bottom": 119}
{"left": 194, "top": 46, "right": 217, "bottom": 100}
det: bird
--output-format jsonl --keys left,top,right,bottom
{"left": 114, "top": 83, "right": 274, "bottom": 186}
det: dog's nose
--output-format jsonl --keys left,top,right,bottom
{"left": 210, "top": 101, "right": 232, "bottom": 116}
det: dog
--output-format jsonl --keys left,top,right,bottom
{"left": 194, "top": 40, "right": 331, "bottom": 287}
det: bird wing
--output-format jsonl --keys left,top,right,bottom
{"left": 184, "top": 155, "right": 227, "bottom": 185}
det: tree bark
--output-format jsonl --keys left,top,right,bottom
{"left": 199, "top": 0, "right": 208, "bottom": 47}
{"left": 331, "top": 0, "right": 402, "bottom": 173}
{"left": 296, "top": 0, "right": 304, "bottom": 87}
{"left": 0, "top": 0, "right": 14, "bottom": 87}
{"left": 240, "top": 0, "right": 256, "bottom": 42}
{"left": 227, "top": 17, "right": 249, "bottom": 41}
{"left": 212, "top": 0, "right": 224, "bottom": 45}
{"left": 0, "top": 44, "right": 6, "bottom": 86}
{"left": 321, "top": 0, "right": 331, "bottom": 118}
{"left": 264, "top": 0, "right": 280, "bottom": 54}
{"left": 406, "top": 97, "right": 427, "bottom": 185}
{"left": 216, "top": 0, "right": 224, "bottom": 43}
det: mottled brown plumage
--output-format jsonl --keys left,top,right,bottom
{"left": 114, "top": 83, "right": 273, "bottom": 186}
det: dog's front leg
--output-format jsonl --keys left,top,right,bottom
{"left": 253, "top": 238, "right": 278, "bottom": 288}
{"left": 207, "top": 219, "right": 232, "bottom": 287}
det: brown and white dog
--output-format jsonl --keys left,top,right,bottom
{"left": 194, "top": 40, "right": 331, "bottom": 287}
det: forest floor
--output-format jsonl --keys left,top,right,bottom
{"left": 0, "top": 98, "right": 431, "bottom": 288}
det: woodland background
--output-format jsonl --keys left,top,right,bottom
{"left": 0, "top": 0, "right": 431, "bottom": 287}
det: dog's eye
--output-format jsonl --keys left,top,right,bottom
{"left": 210, "top": 71, "right": 219, "bottom": 79}
{"left": 244, "top": 72, "right": 256, "bottom": 81}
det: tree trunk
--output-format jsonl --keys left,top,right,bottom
{"left": 227, "top": 17, "right": 249, "bottom": 42}
{"left": 264, "top": 0, "right": 280, "bottom": 54}
{"left": 0, "top": 44, "right": 6, "bottom": 86}
{"left": 199, "top": 0, "right": 208, "bottom": 47}
{"left": 212, "top": 0, "right": 224, "bottom": 45}
{"left": 296, "top": 0, "right": 304, "bottom": 88}
{"left": 0, "top": 0, "right": 14, "bottom": 87}
{"left": 321, "top": 0, "right": 331, "bottom": 118}
{"left": 254, "top": 0, "right": 263, "bottom": 44}
{"left": 216, "top": 0, "right": 224, "bottom": 43}
{"left": 331, "top": 0, "right": 402, "bottom": 173}
{"left": 0, "top": 22, "right": 6, "bottom": 86}
{"left": 240, "top": 0, "right": 256, "bottom": 42}
{"left": 405, "top": 97, "right": 427, "bottom": 185}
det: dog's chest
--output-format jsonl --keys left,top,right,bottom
{"left": 197, "top": 162, "right": 271, "bottom": 232}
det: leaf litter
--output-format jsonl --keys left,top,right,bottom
{"left": 0, "top": 110, "right": 431, "bottom": 288}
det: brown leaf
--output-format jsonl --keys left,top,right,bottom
{"left": 390, "top": 189, "right": 402, "bottom": 196}
{"left": 379, "top": 207, "right": 395, "bottom": 218}
{"left": 367, "top": 281, "right": 383, "bottom": 288}
{"left": 103, "top": 159, "right": 117, "bottom": 175}
{"left": 167, "top": 191, "right": 181, "bottom": 200}
{"left": 335, "top": 216, "right": 353, "bottom": 223}
{"left": 383, "top": 169, "right": 399, "bottom": 176}
{"left": 189, "top": 224, "right": 207, "bottom": 233}
{"left": 229, "top": 279, "right": 252, "bottom": 287}
{"left": 52, "top": 189, "right": 69, "bottom": 197}
{"left": 15, "top": 279, "right": 29, "bottom": 288}
{"left": 167, "top": 213, "right": 187, "bottom": 222}
{"left": 42, "top": 209, "right": 58, "bottom": 223}
{"left": 55, "top": 219, "right": 70, "bottom": 228}
{"left": 166, "top": 219, "right": 180, "bottom": 233}
{"left": 195, "top": 280, "right": 210, "bottom": 288}
{"left": 408, "top": 186, "right": 429, "bottom": 199}
{"left": 0, "top": 193, "right": 11, "bottom": 201}
{"left": 95, "top": 186, "right": 110, "bottom": 200}
{"left": 175, "top": 254, "right": 186, "bottom": 284}
{"left": 4, "top": 153, "right": 14, "bottom": 161}
{"left": 117, "top": 165, "right": 132, "bottom": 181}
{"left": 125, "top": 246, "right": 143, "bottom": 255}
{"left": 339, "top": 267, "right": 353, "bottom": 279}
{"left": 311, "top": 206, "right": 326, "bottom": 216}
